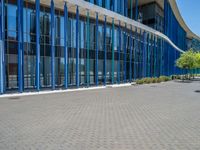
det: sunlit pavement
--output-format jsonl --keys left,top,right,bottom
{"left": 0, "top": 80, "right": 200, "bottom": 150}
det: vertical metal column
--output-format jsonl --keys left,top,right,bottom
{"left": 156, "top": 37, "right": 159, "bottom": 77}
{"left": 149, "top": 35, "right": 151, "bottom": 77}
{"left": 96, "top": 0, "right": 99, "bottom": 5}
{"left": 95, "top": 12, "right": 98, "bottom": 86}
{"left": 150, "top": 35, "right": 153, "bottom": 77}
{"left": 0, "top": 2, "right": 1, "bottom": 94}
{"left": 112, "top": 0, "right": 115, "bottom": 11}
{"left": 76, "top": 6, "right": 79, "bottom": 88}
{"left": 87, "top": 10, "right": 90, "bottom": 87}
{"left": 139, "top": 29, "right": 142, "bottom": 78}
{"left": 129, "top": 26, "right": 133, "bottom": 82}
{"left": 134, "top": 28, "right": 137, "bottom": 80}
{"left": 0, "top": 0, "right": 5, "bottom": 94}
{"left": 147, "top": 33, "right": 150, "bottom": 77}
{"left": 156, "top": 38, "right": 159, "bottom": 77}
{"left": 118, "top": 21, "right": 121, "bottom": 84}
{"left": 142, "top": 31, "right": 146, "bottom": 78}
{"left": 174, "top": 19, "right": 177, "bottom": 75}
{"left": 167, "top": 1, "right": 170, "bottom": 76}
{"left": 149, "top": 35, "right": 152, "bottom": 77}
{"left": 111, "top": 18, "right": 114, "bottom": 84}
{"left": 36, "top": 0, "right": 40, "bottom": 91}
{"left": 130, "top": 0, "right": 133, "bottom": 19}
{"left": 159, "top": 38, "right": 161, "bottom": 76}
{"left": 160, "top": 39, "right": 163, "bottom": 76}
{"left": 121, "top": 0, "right": 124, "bottom": 16}
{"left": 17, "top": 0, "right": 24, "bottom": 93}
{"left": 103, "top": 15, "right": 106, "bottom": 86}
{"left": 169, "top": 11, "right": 172, "bottom": 76}
{"left": 135, "top": 0, "right": 138, "bottom": 21}
{"left": 172, "top": 13, "right": 175, "bottom": 75}
{"left": 0, "top": 39, "right": 2, "bottom": 93}
{"left": 123, "top": 25, "right": 127, "bottom": 82}
{"left": 64, "top": 2, "right": 68, "bottom": 89}
{"left": 164, "top": 0, "right": 167, "bottom": 76}
{"left": 153, "top": 36, "right": 156, "bottom": 77}
{"left": 164, "top": 0, "right": 167, "bottom": 34}
{"left": 124, "top": 0, "right": 128, "bottom": 17}
{"left": 51, "top": 0, "right": 55, "bottom": 90}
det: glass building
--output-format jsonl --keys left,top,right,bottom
{"left": 0, "top": 0, "right": 200, "bottom": 94}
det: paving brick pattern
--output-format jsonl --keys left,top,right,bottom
{"left": 0, "top": 81, "right": 200, "bottom": 150}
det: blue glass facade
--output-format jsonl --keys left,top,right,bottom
{"left": 164, "top": 0, "right": 187, "bottom": 76}
{"left": 85, "top": 0, "right": 128, "bottom": 16}
{"left": 0, "top": 0, "right": 198, "bottom": 94}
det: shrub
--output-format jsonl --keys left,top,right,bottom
{"left": 136, "top": 79, "right": 144, "bottom": 84}
{"left": 152, "top": 78, "right": 157, "bottom": 83}
{"left": 159, "top": 76, "right": 170, "bottom": 82}
{"left": 142, "top": 78, "right": 147, "bottom": 84}
{"left": 143, "top": 78, "right": 151, "bottom": 84}
{"left": 156, "top": 77, "right": 162, "bottom": 83}
{"left": 135, "top": 76, "right": 171, "bottom": 85}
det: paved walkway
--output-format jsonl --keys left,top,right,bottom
{"left": 0, "top": 80, "right": 200, "bottom": 150}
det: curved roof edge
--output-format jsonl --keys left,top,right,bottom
{"left": 63, "top": 0, "right": 185, "bottom": 53}
{"left": 169, "top": 0, "right": 200, "bottom": 41}
{"left": 35, "top": 0, "right": 185, "bottom": 53}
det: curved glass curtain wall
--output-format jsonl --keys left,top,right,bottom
{"left": 2, "top": 0, "right": 189, "bottom": 92}
{"left": 84, "top": 0, "right": 128, "bottom": 17}
{"left": 164, "top": 0, "right": 187, "bottom": 76}
{"left": 5, "top": 1, "right": 65, "bottom": 90}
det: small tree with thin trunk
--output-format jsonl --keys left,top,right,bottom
{"left": 195, "top": 52, "right": 200, "bottom": 68}
{"left": 195, "top": 52, "right": 200, "bottom": 74}
{"left": 176, "top": 49, "right": 196, "bottom": 79}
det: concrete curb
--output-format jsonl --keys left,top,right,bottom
{"left": 0, "top": 83, "right": 135, "bottom": 98}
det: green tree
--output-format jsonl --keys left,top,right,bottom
{"left": 195, "top": 52, "right": 200, "bottom": 68}
{"left": 176, "top": 49, "right": 197, "bottom": 79}
{"left": 176, "top": 49, "right": 196, "bottom": 69}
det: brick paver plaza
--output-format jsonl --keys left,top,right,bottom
{"left": 0, "top": 81, "right": 200, "bottom": 150}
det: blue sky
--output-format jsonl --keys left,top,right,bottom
{"left": 176, "top": 0, "right": 200, "bottom": 36}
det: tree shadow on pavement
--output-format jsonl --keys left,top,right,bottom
{"left": 173, "top": 78, "right": 200, "bottom": 84}
{"left": 194, "top": 90, "right": 200, "bottom": 93}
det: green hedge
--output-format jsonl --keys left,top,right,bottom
{"left": 136, "top": 76, "right": 171, "bottom": 85}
